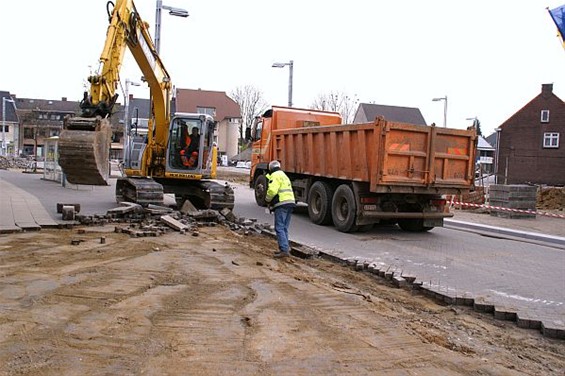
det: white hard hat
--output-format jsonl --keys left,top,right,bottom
{"left": 268, "top": 160, "right": 281, "bottom": 171}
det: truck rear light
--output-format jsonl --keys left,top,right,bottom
{"left": 360, "top": 197, "right": 378, "bottom": 204}
{"left": 430, "top": 199, "right": 447, "bottom": 212}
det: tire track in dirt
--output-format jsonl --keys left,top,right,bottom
{"left": 0, "top": 226, "right": 562, "bottom": 375}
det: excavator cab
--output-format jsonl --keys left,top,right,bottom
{"left": 166, "top": 113, "right": 215, "bottom": 172}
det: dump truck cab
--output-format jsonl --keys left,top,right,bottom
{"left": 249, "top": 106, "right": 342, "bottom": 189}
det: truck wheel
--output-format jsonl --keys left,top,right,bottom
{"left": 331, "top": 184, "right": 358, "bottom": 233}
{"left": 397, "top": 219, "right": 433, "bottom": 232}
{"left": 254, "top": 175, "right": 268, "bottom": 207}
{"left": 308, "top": 181, "right": 333, "bottom": 225}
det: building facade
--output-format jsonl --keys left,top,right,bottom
{"left": 0, "top": 91, "right": 19, "bottom": 156}
{"left": 496, "top": 83, "right": 565, "bottom": 185}
{"left": 13, "top": 96, "right": 80, "bottom": 158}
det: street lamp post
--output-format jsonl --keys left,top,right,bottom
{"left": 466, "top": 116, "right": 478, "bottom": 127}
{"left": 123, "top": 79, "right": 141, "bottom": 162}
{"left": 124, "top": 79, "right": 141, "bottom": 135}
{"left": 432, "top": 95, "right": 448, "bottom": 128}
{"left": 155, "top": 0, "right": 189, "bottom": 54}
{"left": 272, "top": 60, "right": 294, "bottom": 107}
{"left": 2, "top": 97, "right": 15, "bottom": 157}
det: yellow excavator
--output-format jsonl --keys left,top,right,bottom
{"left": 58, "top": 0, "right": 234, "bottom": 210}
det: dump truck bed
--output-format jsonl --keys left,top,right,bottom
{"left": 271, "top": 118, "right": 476, "bottom": 194}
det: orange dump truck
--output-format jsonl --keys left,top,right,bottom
{"left": 249, "top": 106, "right": 476, "bottom": 232}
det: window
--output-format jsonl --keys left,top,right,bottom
{"left": 196, "top": 107, "right": 216, "bottom": 117}
{"left": 541, "top": 110, "right": 550, "bottom": 123}
{"left": 543, "top": 132, "right": 559, "bottom": 148}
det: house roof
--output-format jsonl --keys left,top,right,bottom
{"left": 477, "top": 135, "right": 495, "bottom": 150}
{"left": 485, "top": 132, "right": 498, "bottom": 148}
{"left": 355, "top": 103, "right": 427, "bottom": 125}
{"left": 499, "top": 83, "right": 563, "bottom": 128}
{"left": 0, "top": 91, "right": 18, "bottom": 122}
{"left": 13, "top": 96, "right": 79, "bottom": 113}
{"left": 127, "top": 97, "right": 151, "bottom": 119}
{"left": 175, "top": 89, "right": 241, "bottom": 121}
{"left": 230, "top": 147, "right": 251, "bottom": 161}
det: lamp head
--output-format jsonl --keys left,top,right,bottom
{"left": 162, "top": 5, "right": 189, "bottom": 17}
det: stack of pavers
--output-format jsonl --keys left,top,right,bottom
{"left": 489, "top": 184, "right": 537, "bottom": 219}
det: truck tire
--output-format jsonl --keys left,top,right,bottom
{"left": 331, "top": 184, "right": 358, "bottom": 233}
{"left": 397, "top": 219, "right": 433, "bottom": 232}
{"left": 254, "top": 174, "right": 268, "bottom": 207}
{"left": 308, "top": 181, "right": 334, "bottom": 225}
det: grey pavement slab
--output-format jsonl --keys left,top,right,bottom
{"left": 0, "top": 177, "right": 57, "bottom": 232}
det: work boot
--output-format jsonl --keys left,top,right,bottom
{"left": 274, "top": 251, "right": 290, "bottom": 258}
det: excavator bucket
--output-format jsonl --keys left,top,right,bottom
{"left": 58, "top": 116, "right": 112, "bottom": 185}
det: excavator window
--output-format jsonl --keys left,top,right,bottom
{"left": 169, "top": 118, "right": 202, "bottom": 169}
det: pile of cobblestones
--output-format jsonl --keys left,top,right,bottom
{"left": 0, "top": 156, "right": 32, "bottom": 170}
{"left": 69, "top": 200, "right": 273, "bottom": 238}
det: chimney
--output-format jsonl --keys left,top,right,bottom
{"left": 541, "top": 83, "right": 553, "bottom": 97}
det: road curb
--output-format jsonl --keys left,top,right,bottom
{"left": 444, "top": 219, "right": 565, "bottom": 248}
{"left": 260, "top": 229, "right": 565, "bottom": 341}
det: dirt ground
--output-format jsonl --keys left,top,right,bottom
{"left": 0, "top": 224, "right": 563, "bottom": 376}
{"left": 537, "top": 187, "right": 565, "bottom": 211}
{"left": 216, "top": 168, "right": 251, "bottom": 185}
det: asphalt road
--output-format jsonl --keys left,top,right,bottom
{"left": 231, "top": 182, "right": 565, "bottom": 331}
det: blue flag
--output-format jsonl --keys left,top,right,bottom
{"left": 549, "top": 5, "right": 565, "bottom": 40}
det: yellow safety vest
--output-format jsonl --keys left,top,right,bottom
{"left": 265, "top": 170, "right": 295, "bottom": 208}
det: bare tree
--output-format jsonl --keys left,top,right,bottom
{"left": 229, "top": 85, "right": 269, "bottom": 152}
{"left": 310, "top": 91, "right": 358, "bottom": 123}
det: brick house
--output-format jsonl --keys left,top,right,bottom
{"left": 3, "top": 87, "right": 241, "bottom": 161}
{"left": 496, "top": 83, "right": 565, "bottom": 185}
{"left": 175, "top": 88, "right": 242, "bottom": 158}
{"left": 13, "top": 96, "right": 80, "bottom": 158}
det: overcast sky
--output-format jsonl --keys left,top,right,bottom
{"left": 2, "top": 0, "right": 565, "bottom": 136}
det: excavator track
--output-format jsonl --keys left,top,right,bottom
{"left": 115, "top": 177, "right": 234, "bottom": 210}
{"left": 199, "top": 180, "right": 235, "bottom": 210}
{"left": 116, "top": 178, "right": 165, "bottom": 206}
{"left": 58, "top": 116, "right": 112, "bottom": 185}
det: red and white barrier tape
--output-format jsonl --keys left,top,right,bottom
{"left": 450, "top": 201, "right": 565, "bottom": 219}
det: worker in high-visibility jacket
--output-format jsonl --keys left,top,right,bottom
{"left": 265, "top": 160, "right": 296, "bottom": 258}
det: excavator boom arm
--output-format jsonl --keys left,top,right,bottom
{"left": 60, "top": 0, "right": 172, "bottom": 185}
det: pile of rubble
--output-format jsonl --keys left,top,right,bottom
{"left": 0, "top": 156, "right": 32, "bottom": 170}
{"left": 61, "top": 199, "right": 274, "bottom": 238}
{"left": 537, "top": 187, "right": 565, "bottom": 211}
